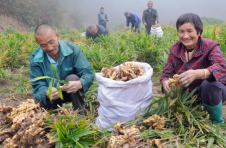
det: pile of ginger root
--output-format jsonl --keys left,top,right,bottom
{"left": 152, "top": 23, "right": 161, "bottom": 29}
{"left": 0, "top": 99, "right": 53, "bottom": 148}
{"left": 108, "top": 114, "right": 166, "bottom": 148}
{"left": 107, "top": 123, "right": 141, "bottom": 148}
{"left": 101, "top": 62, "right": 144, "bottom": 81}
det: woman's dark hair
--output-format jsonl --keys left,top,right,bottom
{"left": 176, "top": 13, "right": 203, "bottom": 35}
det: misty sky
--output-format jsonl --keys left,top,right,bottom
{"left": 64, "top": 0, "right": 226, "bottom": 28}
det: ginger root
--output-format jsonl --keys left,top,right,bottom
{"left": 101, "top": 62, "right": 144, "bottom": 81}
{"left": 143, "top": 114, "right": 166, "bottom": 131}
{"left": 168, "top": 74, "right": 180, "bottom": 88}
{"left": 108, "top": 123, "right": 141, "bottom": 148}
{"left": 152, "top": 24, "right": 161, "bottom": 29}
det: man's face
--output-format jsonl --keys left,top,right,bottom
{"left": 101, "top": 9, "right": 104, "bottom": 13}
{"left": 148, "top": 2, "right": 153, "bottom": 9}
{"left": 35, "top": 29, "right": 60, "bottom": 57}
{"left": 127, "top": 13, "right": 131, "bottom": 18}
{"left": 89, "top": 27, "right": 98, "bottom": 35}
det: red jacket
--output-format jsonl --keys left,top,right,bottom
{"left": 160, "top": 37, "right": 226, "bottom": 91}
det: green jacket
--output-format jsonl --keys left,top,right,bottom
{"left": 30, "top": 40, "right": 94, "bottom": 104}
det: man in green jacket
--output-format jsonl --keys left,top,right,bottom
{"left": 142, "top": 1, "right": 158, "bottom": 35}
{"left": 30, "top": 24, "right": 94, "bottom": 111}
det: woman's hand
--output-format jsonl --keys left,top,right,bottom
{"left": 163, "top": 80, "right": 171, "bottom": 93}
{"left": 178, "top": 70, "right": 198, "bottom": 87}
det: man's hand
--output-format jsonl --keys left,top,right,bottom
{"left": 61, "top": 81, "right": 83, "bottom": 94}
{"left": 144, "top": 22, "right": 147, "bottom": 26}
{"left": 46, "top": 87, "right": 60, "bottom": 100}
{"left": 133, "top": 26, "right": 136, "bottom": 31}
{"left": 163, "top": 80, "right": 171, "bottom": 93}
{"left": 105, "top": 19, "right": 109, "bottom": 22}
{"left": 178, "top": 70, "right": 197, "bottom": 87}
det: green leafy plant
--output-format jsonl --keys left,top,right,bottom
{"left": 0, "top": 68, "right": 6, "bottom": 79}
{"left": 45, "top": 106, "right": 104, "bottom": 148}
{"left": 31, "top": 65, "right": 68, "bottom": 101}
{"left": 7, "top": 66, "right": 30, "bottom": 93}
{"left": 120, "top": 88, "right": 226, "bottom": 147}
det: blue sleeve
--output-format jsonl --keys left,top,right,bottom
{"left": 105, "top": 14, "right": 107, "bottom": 19}
{"left": 30, "top": 56, "right": 48, "bottom": 104}
{"left": 126, "top": 18, "right": 130, "bottom": 27}
{"left": 98, "top": 14, "right": 104, "bottom": 22}
{"left": 134, "top": 15, "right": 139, "bottom": 27}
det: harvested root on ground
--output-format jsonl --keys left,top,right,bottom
{"left": 101, "top": 62, "right": 144, "bottom": 81}
{"left": 0, "top": 107, "right": 12, "bottom": 126}
{"left": 0, "top": 99, "right": 53, "bottom": 148}
{"left": 168, "top": 74, "right": 180, "bottom": 88}
{"left": 143, "top": 114, "right": 166, "bottom": 131}
{"left": 152, "top": 24, "right": 161, "bottom": 29}
{"left": 108, "top": 123, "right": 140, "bottom": 148}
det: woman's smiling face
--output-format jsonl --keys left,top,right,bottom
{"left": 178, "top": 22, "right": 200, "bottom": 49}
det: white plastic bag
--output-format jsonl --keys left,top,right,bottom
{"left": 80, "top": 32, "right": 86, "bottom": 37}
{"left": 151, "top": 26, "right": 163, "bottom": 37}
{"left": 95, "top": 62, "right": 153, "bottom": 130}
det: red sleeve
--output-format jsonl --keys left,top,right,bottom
{"left": 207, "top": 42, "right": 226, "bottom": 83}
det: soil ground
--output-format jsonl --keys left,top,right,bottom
{"left": 0, "top": 14, "right": 29, "bottom": 33}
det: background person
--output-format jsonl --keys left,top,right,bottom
{"left": 161, "top": 13, "right": 226, "bottom": 124}
{"left": 86, "top": 24, "right": 109, "bottom": 40}
{"left": 30, "top": 24, "right": 94, "bottom": 111}
{"left": 142, "top": 1, "right": 158, "bottom": 35}
{"left": 124, "top": 12, "right": 141, "bottom": 34}
{"left": 98, "top": 7, "right": 109, "bottom": 28}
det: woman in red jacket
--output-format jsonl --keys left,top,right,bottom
{"left": 161, "top": 13, "right": 226, "bottom": 124}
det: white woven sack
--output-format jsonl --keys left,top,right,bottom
{"left": 95, "top": 62, "right": 153, "bottom": 130}
{"left": 151, "top": 26, "right": 163, "bottom": 37}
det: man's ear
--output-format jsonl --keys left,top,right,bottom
{"left": 56, "top": 32, "right": 60, "bottom": 39}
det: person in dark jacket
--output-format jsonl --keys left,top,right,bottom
{"left": 124, "top": 12, "right": 141, "bottom": 34}
{"left": 142, "top": 1, "right": 158, "bottom": 35}
{"left": 86, "top": 24, "right": 109, "bottom": 40}
{"left": 30, "top": 24, "right": 94, "bottom": 112}
{"left": 98, "top": 7, "right": 109, "bottom": 28}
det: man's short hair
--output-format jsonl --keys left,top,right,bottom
{"left": 176, "top": 13, "right": 203, "bottom": 35}
{"left": 35, "top": 24, "right": 55, "bottom": 36}
{"left": 124, "top": 12, "right": 129, "bottom": 17}
{"left": 88, "top": 24, "right": 97, "bottom": 30}
{"left": 100, "top": 7, "right": 104, "bottom": 10}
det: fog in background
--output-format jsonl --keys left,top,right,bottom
{"left": 60, "top": 0, "right": 226, "bottom": 29}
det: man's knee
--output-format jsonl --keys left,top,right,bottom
{"left": 65, "top": 74, "right": 80, "bottom": 81}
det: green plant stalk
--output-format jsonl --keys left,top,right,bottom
{"left": 31, "top": 65, "right": 69, "bottom": 101}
